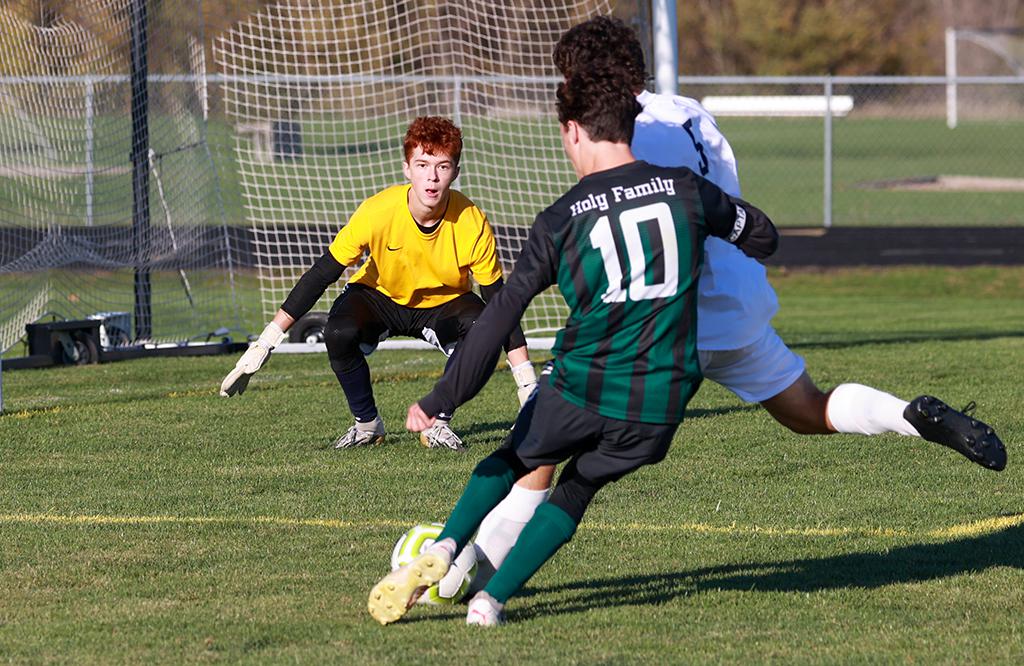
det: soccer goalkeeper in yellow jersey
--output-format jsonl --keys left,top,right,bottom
{"left": 220, "top": 117, "right": 536, "bottom": 450}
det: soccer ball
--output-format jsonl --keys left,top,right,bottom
{"left": 390, "top": 522, "right": 477, "bottom": 605}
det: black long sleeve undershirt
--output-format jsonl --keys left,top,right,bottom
{"left": 280, "top": 252, "right": 345, "bottom": 320}
{"left": 695, "top": 176, "right": 779, "bottom": 259}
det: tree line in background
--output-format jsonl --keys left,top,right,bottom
{"left": 679, "top": 0, "right": 1024, "bottom": 75}
{"left": 0, "top": 0, "right": 1021, "bottom": 77}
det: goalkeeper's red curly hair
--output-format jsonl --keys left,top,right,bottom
{"left": 403, "top": 116, "right": 463, "bottom": 165}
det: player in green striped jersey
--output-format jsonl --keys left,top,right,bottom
{"left": 367, "top": 63, "right": 778, "bottom": 626}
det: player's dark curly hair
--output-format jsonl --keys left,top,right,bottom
{"left": 556, "top": 63, "right": 642, "bottom": 144}
{"left": 403, "top": 116, "right": 462, "bottom": 165}
{"left": 553, "top": 16, "right": 646, "bottom": 92}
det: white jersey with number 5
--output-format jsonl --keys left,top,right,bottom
{"left": 633, "top": 90, "right": 778, "bottom": 351}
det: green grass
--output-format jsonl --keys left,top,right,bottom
{"left": 1, "top": 266, "right": 1023, "bottom": 663}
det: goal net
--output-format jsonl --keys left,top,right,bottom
{"left": 214, "top": 0, "right": 613, "bottom": 339}
{"left": 947, "top": 28, "right": 1024, "bottom": 126}
{"left": 0, "top": 0, "right": 240, "bottom": 354}
{"left": 953, "top": 28, "right": 1024, "bottom": 76}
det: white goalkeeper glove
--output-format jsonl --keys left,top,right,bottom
{"left": 219, "top": 322, "right": 286, "bottom": 397}
{"left": 510, "top": 360, "right": 538, "bottom": 408}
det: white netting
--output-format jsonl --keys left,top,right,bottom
{"left": 0, "top": 0, "right": 240, "bottom": 353}
{"left": 955, "top": 29, "right": 1024, "bottom": 76}
{"left": 214, "top": 0, "right": 612, "bottom": 336}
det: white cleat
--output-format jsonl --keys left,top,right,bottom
{"left": 334, "top": 418, "right": 385, "bottom": 449}
{"left": 465, "top": 591, "right": 506, "bottom": 627}
{"left": 368, "top": 546, "right": 451, "bottom": 625}
{"left": 419, "top": 421, "right": 466, "bottom": 451}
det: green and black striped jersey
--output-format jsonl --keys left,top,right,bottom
{"left": 420, "top": 160, "right": 778, "bottom": 424}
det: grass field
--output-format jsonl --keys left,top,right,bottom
{"left": 2, "top": 266, "right": 1023, "bottom": 663}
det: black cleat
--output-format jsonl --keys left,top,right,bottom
{"left": 904, "top": 396, "right": 1006, "bottom": 472}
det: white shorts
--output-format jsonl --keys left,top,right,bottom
{"left": 698, "top": 326, "right": 806, "bottom": 403}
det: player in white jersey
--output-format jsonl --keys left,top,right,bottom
{"left": 632, "top": 91, "right": 778, "bottom": 358}
{"left": 463, "top": 16, "right": 1006, "bottom": 592}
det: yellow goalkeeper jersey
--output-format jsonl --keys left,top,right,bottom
{"left": 328, "top": 185, "right": 504, "bottom": 308}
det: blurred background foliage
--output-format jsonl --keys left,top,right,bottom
{"left": 0, "top": 0, "right": 1021, "bottom": 76}
{"left": 679, "top": 0, "right": 1024, "bottom": 75}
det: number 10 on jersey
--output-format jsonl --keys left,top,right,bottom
{"left": 589, "top": 202, "right": 679, "bottom": 303}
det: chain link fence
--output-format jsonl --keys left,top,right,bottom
{"left": 197, "top": 74, "right": 1024, "bottom": 231}
{"left": 9, "top": 74, "right": 1015, "bottom": 234}
{"left": 678, "top": 76, "right": 1023, "bottom": 227}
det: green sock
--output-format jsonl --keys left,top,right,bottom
{"left": 483, "top": 502, "right": 578, "bottom": 604}
{"left": 437, "top": 454, "right": 516, "bottom": 549}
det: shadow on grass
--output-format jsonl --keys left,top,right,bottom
{"left": 788, "top": 329, "right": 1024, "bottom": 352}
{"left": 685, "top": 404, "right": 761, "bottom": 420}
{"left": 459, "top": 406, "right": 760, "bottom": 434}
{"left": 309, "top": 420, "right": 515, "bottom": 451}
{"left": 457, "top": 420, "right": 516, "bottom": 440}
{"left": 517, "top": 517, "right": 1024, "bottom": 620}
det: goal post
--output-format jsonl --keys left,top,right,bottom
{"left": 129, "top": 0, "right": 153, "bottom": 341}
{"left": 651, "top": 0, "right": 678, "bottom": 95}
{"left": 946, "top": 27, "right": 1024, "bottom": 128}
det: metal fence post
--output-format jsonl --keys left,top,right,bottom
{"left": 130, "top": 0, "right": 152, "bottom": 341}
{"left": 452, "top": 75, "right": 462, "bottom": 128}
{"left": 946, "top": 28, "right": 958, "bottom": 129}
{"left": 85, "top": 76, "right": 95, "bottom": 227}
{"left": 652, "top": 0, "right": 678, "bottom": 95}
{"left": 453, "top": 76, "right": 463, "bottom": 190}
{"left": 823, "top": 76, "right": 833, "bottom": 229}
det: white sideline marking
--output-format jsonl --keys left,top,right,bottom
{"left": 2, "top": 512, "right": 1020, "bottom": 541}
{"left": 276, "top": 337, "right": 557, "bottom": 354}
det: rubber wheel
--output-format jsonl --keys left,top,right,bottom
{"left": 288, "top": 312, "right": 329, "bottom": 344}
{"left": 66, "top": 333, "right": 99, "bottom": 365}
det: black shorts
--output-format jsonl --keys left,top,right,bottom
{"left": 328, "top": 283, "right": 485, "bottom": 355}
{"left": 505, "top": 382, "right": 679, "bottom": 485}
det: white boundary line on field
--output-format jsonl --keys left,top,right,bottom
{"left": 275, "top": 338, "right": 558, "bottom": 354}
{"left": 1, "top": 512, "right": 1021, "bottom": 541}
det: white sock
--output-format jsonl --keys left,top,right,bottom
{"left": 355, "top": 415, "right": 383, "bottom": 433}
{"left": 826, "top": 383, "right": 920, "bottom": 437}
{"left": 474, "top": 485, "right": 548, "bottom": 572}
{"left": 426, "top": 537, "right": 457, "bottom": 561}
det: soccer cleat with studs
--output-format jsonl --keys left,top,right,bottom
{"left": 334, "top": 420, "right": 385, "bottom": 449}
{"left": 904, "top": 395, "right": 1006, "bottom": 471}
{"left": 368, "top": 547, "right": 451, "bottom": 625}
{"left": 419, "top": 421, "right": 466, "bottom": 451}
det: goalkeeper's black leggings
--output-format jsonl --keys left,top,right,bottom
{"left": 322, "top": 284, "right": 487, "bottom": 421}
{"left": 324, "top": 284, "right": 488, "bottom": 371}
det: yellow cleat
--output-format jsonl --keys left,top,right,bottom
{"left": 368, "top": 550, "right": 450, "bottom": 625}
